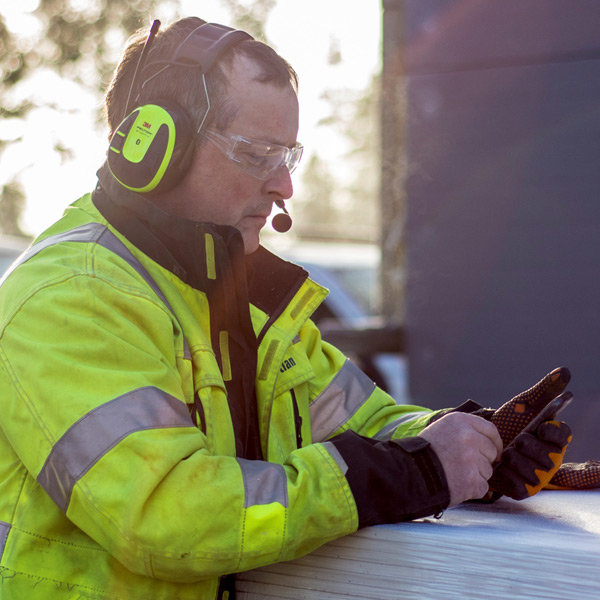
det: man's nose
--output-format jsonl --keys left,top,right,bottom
{"left": 264, "top": 165, "right": 294, "bottom": 200}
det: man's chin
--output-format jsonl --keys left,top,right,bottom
{"left": 240, "top": 231, "right": 261, "bottom": 255}
{"left": 238, "top": 218, "right": 266, "bottom": 255}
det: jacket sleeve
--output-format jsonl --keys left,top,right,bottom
{"left": 296, "top": 319, "right": 451, "bottom": 528}
{"left": 298, "top": 318, "right": 444, "bottom": 442}
{"left": 0, "top": 257, "right": 358, "bottom": 583}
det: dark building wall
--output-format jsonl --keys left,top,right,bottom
{"left": 403, "top": 0, "right": 600, "bottom": 460}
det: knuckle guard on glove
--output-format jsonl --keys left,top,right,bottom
{"left": 489, "top": 420, "right": 571, "bottom": 500}
{"left": 490, "top": 367, "right": 570, "bottom": 447}
{"left": 511, "top": 435, "right": 555, "bottom": 471}
{"left": 537, "top": 420, "right": 572, "bottom": 447}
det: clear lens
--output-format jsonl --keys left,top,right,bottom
{"left": 203, "top": 129, "right": 303, "bottom": 180}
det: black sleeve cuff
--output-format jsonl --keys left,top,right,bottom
{"left": 330, "top": 430, "right": 450, "bottom": 528}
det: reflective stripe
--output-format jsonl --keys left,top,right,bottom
{"left": 237, "top": 458, "right": 288, "bottom": 508}
{"left": 373, "top": 412, "right": 430, "bottom": 441}
{"left": 0, "top": 223, "right": 103, "bottom": 285}
{"left": 219, "top": 330, "right": 232, "bottom": 381}
{"left": 204, "top": 233, "right": 216, "bottom": 280}
{"left": 258, "top": 340, "right": 279, "bottom": 381}
{"left": 0, "top": 222, "right": 191, "bottom": 359}
{"left": 322, "top": 441, "right": 348, "bottom": 476}
{"left": 310, "top": 360, "right": 376, "bottom": 442}
{"left": 0, "top": 521, "right": 10, "bottom": 561}
{"left": 38, "top": 387, "right": 192, "bottom": 513}
{"left": 290, "top": 288, "right": 317, "bottom": 320}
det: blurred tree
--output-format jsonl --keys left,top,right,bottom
{"left": 0, "top": 0, "right": 279, "bottom": 235}
{"left": 1, "top": 0, "right": 168, "bottom": 97}
{"left": 0, "top": 0, "right": 166, "bottom": 235}
{"left": 293, "top": 153, "right": 339, "bottom": 239}
{"left": 295, "top": 75, "right": 380, "bottom": 242}
{"left": 0, "top": 180, "right": 26, "bottom": 236}
{"left": 220, "top": 0, "right": 276, "bottom": 39}
{"left": 340, "top": 74, "right": 380, "bottom": 242}
{"left": 0, "top": 0, "right": 377, "bottom": 242}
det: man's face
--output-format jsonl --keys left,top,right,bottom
{"left": 168, "top": 54, "right": 300, "bottom": 254}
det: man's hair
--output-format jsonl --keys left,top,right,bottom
{"left": 104, "top": 17, "right": 298, "bottom": 139}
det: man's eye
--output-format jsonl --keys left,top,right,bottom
{"left": 237, "top": 150, "right": 267, "bottom": 167}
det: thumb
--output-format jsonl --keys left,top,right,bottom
{"left": 490, "top": 366, "right": 570, "bottom": 447}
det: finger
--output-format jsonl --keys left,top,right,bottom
{"left": 490, "top": 366, "right": 571, "bottom": 447}
{"left": 537, "top": 420, "right": 572, "bottom": 447}
{"left": 470, "top": 417, "right": 503, "bottom": 460}
{"left": 510, "top": 367, "right": 571, "bottom": 415}
{"left": 478, "top": 455, "right": 494, "bottom": 481}
{"left": 475, "top": 479, "right": 491, "bottom": 500}
{"left": 511, "top": 433, "right": 559, "bottom": 470}
{"left": 490, "top": 422, "right": 572, "bottom": 499}
{"left": 489, "top": 461, "right": 532, "bottom": 500}
{"left": 501, "top": 445, "right": 552, "bottom": 481}
{"left": 478, "top": 435, "right": 502, "bottom": 465}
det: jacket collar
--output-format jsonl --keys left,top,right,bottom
{"left": 93, "top": 162, "right": 309, "bottom": 316}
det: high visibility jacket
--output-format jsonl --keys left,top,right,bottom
{"left": 0, "top": 181, "right": 443, "bottom": 599}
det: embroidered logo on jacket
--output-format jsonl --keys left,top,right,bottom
{"left": 280, "top": 357, "right": 297, "bottom": 373}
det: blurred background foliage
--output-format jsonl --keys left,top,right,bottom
{"left": 0, "top": 0, "right": 379, "bottom": 241}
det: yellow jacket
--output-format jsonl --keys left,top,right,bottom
{"left": 0, "top": 183, "right": 447, "bottom": 599}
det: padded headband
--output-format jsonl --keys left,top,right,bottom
{"left": 172, "top": 22, "right": 253, "bottom": 70}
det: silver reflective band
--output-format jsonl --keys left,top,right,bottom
{"left": 0, "top": 521, "right": 10, "bottom": 561}
{"left": 237, "top": 458, "right": 288, "bottom": 508}
{"left": 310, "top": 360, "right": 376, "bottom": 442}
{"left": 38, "top": 387, "right": 193, "bottom": 513}
{"left": 322, "top": 442, "right": 348, "bottom": 476}
{"left": 0, "top": 223, "right": 106, "bottom": 285}
{"left": 373, "top": 412, "right": 430, "bottom": 441}
{"left": 0, "top": 222, "right": 191, "bottom": 360}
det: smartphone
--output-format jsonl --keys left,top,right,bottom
{"left": 516, "top": 391, "right": 573, "bottom": 441}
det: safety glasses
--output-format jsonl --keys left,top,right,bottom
{"left": 201, "top": 128, "right": 303, "bottom": 180}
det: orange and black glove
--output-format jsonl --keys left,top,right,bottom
{"left": 493, "top": 367, "right": 600, "bottom": 492}
{"left": 545, "top": 460, "right": 600, "bottom": 490}
{"left": 489, "top": 420, "right": 572, "bottom": 500}
{"left": 490, "top": 366, "right": 571, "bottom": 447}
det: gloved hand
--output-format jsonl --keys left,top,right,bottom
{"left": 545, "top": 460, "right": 600, "bottom": 490}
{"left": 488, "top": 420, "right": 572, "bottom": 500}
{"left": 490, "top": 366, "right": 571, "bottom": 447}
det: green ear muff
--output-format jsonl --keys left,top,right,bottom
{"left": 105, "top": 21, "right": 253, "bottom": 195}
{"left": 107, "top": 104, "right": 185, "bottom": 193}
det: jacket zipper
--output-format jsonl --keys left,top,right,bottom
{"left": 191, "top": 392, "right": 207, "bottom": 434}
{"left": 290, "top": 389, "right": 303, "bottom": 448}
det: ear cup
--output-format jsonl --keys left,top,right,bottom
{"left": 105, "top": 22, "right": 253, "bottom": 196}
{"left": 107, "top": 102, "right": 195, "bottom": 194}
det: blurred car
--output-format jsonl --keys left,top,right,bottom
{"left": 0, "top": 235, "right": 31, "bottom": 276}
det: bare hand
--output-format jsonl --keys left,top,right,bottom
{"left": 419, "top": 413, "right": 502, "bottom": 506}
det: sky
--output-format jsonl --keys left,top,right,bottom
{"left": 0, "top": 1, "right": 383, "bottom": 236}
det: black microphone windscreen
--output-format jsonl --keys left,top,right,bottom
{"left": 272, "top": 212, "right": 292, "bottom": 233}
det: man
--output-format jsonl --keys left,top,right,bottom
{"left": 0, "top": 16, "right": 573, "bottom": 600}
